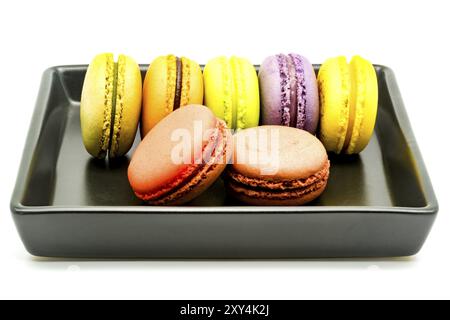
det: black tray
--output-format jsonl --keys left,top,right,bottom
{"left": 10, "top": 65, "right": 438, "bottom": 258}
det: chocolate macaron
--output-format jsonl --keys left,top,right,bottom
{"left": 128, "top": 105, "right": 232, "bottom": 205}
{"left": 226, "top": 126, "right": 329, "bottom": 205}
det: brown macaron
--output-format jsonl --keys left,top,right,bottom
{"left": 225, "top": 126, "right": 330, "bottom": 205}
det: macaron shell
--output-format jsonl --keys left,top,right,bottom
{"left": 80, "top": 53, "right": 115, "bottom": 159}
{"left": 149, "top": 124, "right": 232, "bottom": 205}
{"left": 141, "top": 55, "right": 177, "bottom": 137}
{"left": 204, "top": 57, "right": 234, "bottom": 127}
{"left": 109, "top": 54, "right": 142, "bottom": 158}
{"left": 259, "top": 55, "right": 284, "bottom": 125}
{"left": 345, "top": 56, "right": 378, "bottom": 154}
{"left": 204, "top": 56, "right": 259, "bottom": 130}
{"left": 231, "top": 56, "right": 260, "bottom": 129}
{"left": 128, "top": 105, "right": 219, "bottom": 197}
{"left": 300, "top": 55, "right": 320, "bottom": 133}
{"left": 318, "top": 56, "right": 351, "bottom": 153}
{"left": 180, "top": 57, "right": 204, "bottom": 107}
{"left": 231, "top": 126, "right": 328, "bottom": 181}
{"left": 228, "top": 161, "right": 329, "bottom": 191}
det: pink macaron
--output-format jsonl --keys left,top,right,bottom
{"left": 128, "top": 105, "right": 233, "bottom": 205}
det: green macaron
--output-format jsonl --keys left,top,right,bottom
{"left": 80, "top": 53, "right": 142, "bottom": 159}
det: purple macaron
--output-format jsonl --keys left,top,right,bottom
{"left": 259, "top": 54, "right": 319, "bottom": 134}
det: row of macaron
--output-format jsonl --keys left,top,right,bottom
{"left": 80, "top": 53, "right": 378, "bottom": 160}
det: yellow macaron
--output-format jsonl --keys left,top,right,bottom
{"left": 203, "top": 56, "right": 260, "bottom": 130}
{"left": 141, "top": 55, "right": 203, "bottom": 137}
{"left": 318, "top": 55, "right": 378, "bottom": 154}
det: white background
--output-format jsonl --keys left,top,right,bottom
{"left": 0, "top": 0, "right": 449, "bottom": 300}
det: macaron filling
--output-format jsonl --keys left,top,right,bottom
{"left": 109, "top": 55, "right": 127, "bottom": 157}
{"left": 227, "top": 161, "right": 330, "bottom": 190}
{"left": 149, "top": 124, "right": 229, "bottom": 205}
{"left": 276, "top": 54, "right": 291, "bottom": 126}
{"left": 287, "top": 55, "right": 298, "bottom": 127}
{"left": 96, "top": 55, "right": 116, "bottom": 158}
{"left": 134, "top": 119, "right": 228, "bottom": 202}
{"left": 276, "top": 54, "right": 307, "bottom": 129}
{"left": 106, "top": 62, "right": 119, "bottom": 154}
{"left": 100, "top": 60, "right": 120, "bottom": 158}
{"left": 180, "top": 57, "right": 191, "bottom": 106}
{"left": 228, "top": 177, "right": 328, "bottom": 201}
{"left": 226, "top": 161, "right": 330, "bottom": 200}
{"left": 173, "top": 57, "right": 183, "bottom": 111}
{"left": 289, "top": 54, "right": 307, "bottom": 130}
{"left": 343, "top": 57, "right": 370, "bottom": 154}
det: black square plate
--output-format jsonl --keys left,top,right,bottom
{"left": 10, "top": 65, "right": 438, "bottom": 258}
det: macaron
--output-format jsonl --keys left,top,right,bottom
{"left": 318, "top": 55, "right": 378, "bottom": 154}
{"left": 141, "top": 55, "right": 203, "bottom": 137}
{"left": 80, "top": 53, "right": 142, "bottom": 159}
{"left": 259, "top": 54, "right": 319, "bottom": 134}
{"left": 225, "top": 126, "right": 330, "bottom": 206}
{"left": 203, "top": 56, "right": 260, "bottom": 130}
{"left": 128, "top": 105, "right": 232, "bottom": 205}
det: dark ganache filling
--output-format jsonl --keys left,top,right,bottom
{"left": 226, "top": 161, "right": 330, "bottom": 193}
{"left": 173, "top": 57, "right": 183, "bottom": 111}
{"left": 107, "top": 62, "right": 119, "bottom": 155}
{"left": 276, "top": 54, "right": 307, "bottom": 129}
